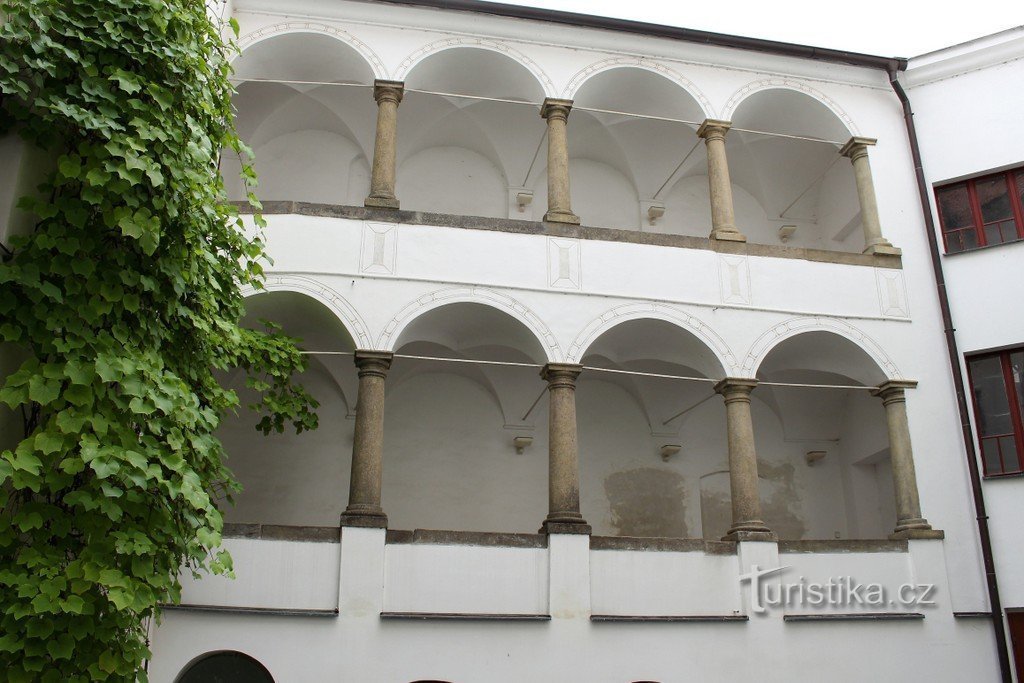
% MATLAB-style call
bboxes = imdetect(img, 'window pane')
[982,438,1003,474]
[937,185,975,230]
[1016,170,1024,210]
[969,356,1013,437]
[1012,352,1024,442]
[961,229,978,250]
[1000,436,1020,473]
[976,176,1013,222]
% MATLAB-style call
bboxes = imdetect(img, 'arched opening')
[225,33,377,204]
[399,48,546,218]
[564,68,707,232]
[218,291,357,527]
[175,650,274,683]
[576,318,726,538]
[383,302,550,533]
[752,331,893,539]
[728,89,861,251]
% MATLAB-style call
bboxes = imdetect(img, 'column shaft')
[541,99,580,225]
[715,379,773,540]
[365,80,403,210]
[541,363,590,534]
[872,381,938,539]
[698,120,745,242]
[341,351,393,528]
[840,137,898,255]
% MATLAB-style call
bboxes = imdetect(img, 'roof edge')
[364,0,908,71]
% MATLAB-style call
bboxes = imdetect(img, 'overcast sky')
[496,0,1023,57]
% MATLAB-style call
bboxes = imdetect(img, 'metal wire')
[299,352,876,390]
[230,77,846,146]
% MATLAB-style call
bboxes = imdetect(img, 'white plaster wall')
[397,146,508,218]
[383,544,548,615]
[178,538,340,611]
[590,549,741,616]
[907,33,1024,616]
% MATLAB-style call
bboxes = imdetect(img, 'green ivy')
[0,1,317,679]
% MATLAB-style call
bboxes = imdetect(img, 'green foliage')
[0,1,317,678]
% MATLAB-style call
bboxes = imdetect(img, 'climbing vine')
[0,1,316,679]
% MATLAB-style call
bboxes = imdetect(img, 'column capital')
[353,350,393,377]
[696,118,732,140]
[714,377,758,397]
[839,136,877,159]
[870,379,918,402]
[541,362,583,388]
[540,98,573,121]
[372,79,404,105]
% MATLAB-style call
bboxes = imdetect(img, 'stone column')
[839,137,900,256]
[340,351,393,528]
[697,119,745,243]
[714,378,773,540]
[364,80,404,210]
[540,363,590,533]
[871,381,941,539]
[540,99,580,225]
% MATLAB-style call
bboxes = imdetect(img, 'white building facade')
[904,26,1024,682]
[143,1,1016,680]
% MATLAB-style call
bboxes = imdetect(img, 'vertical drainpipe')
[887,64,1012,682]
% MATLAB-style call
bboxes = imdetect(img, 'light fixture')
[647,203,666,225]
[513,436,533,454]
[778,225,797,242]
[516,191,533,212]
[806,450,827,466]
[660,444,681,462]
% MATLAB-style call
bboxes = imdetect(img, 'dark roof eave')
[363,0,908,71]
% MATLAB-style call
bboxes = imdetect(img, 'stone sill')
[236,201,903,270]
[222,525,914,555]
[783,612,925,622]
[591,614,748,623]
[590,536,736,555]
[222,523,340,543]
[778,539,909,554]
[161,604,338,617]
[385,528,547,548]
[380,612,550,621]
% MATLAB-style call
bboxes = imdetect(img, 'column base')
[722,529,777,542]
[340,510,389,529]
[711,229,747,243]
[540,513,591,535]
[543,210,580,225]
[890,520,943,540]
[864,242,902,256]
[364,195,400,210]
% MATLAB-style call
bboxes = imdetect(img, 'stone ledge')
[222,523,340,543]
[385,528,548,548]
[380,612,550,621]
[235,201,902,269]
[778,539,908,554]
[161,604,338,617]
[783,612,925,622]
[591,614,748,622]
[590,536,737,555]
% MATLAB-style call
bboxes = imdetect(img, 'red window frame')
[967,349,1024,477]
[935,166,1024,254]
